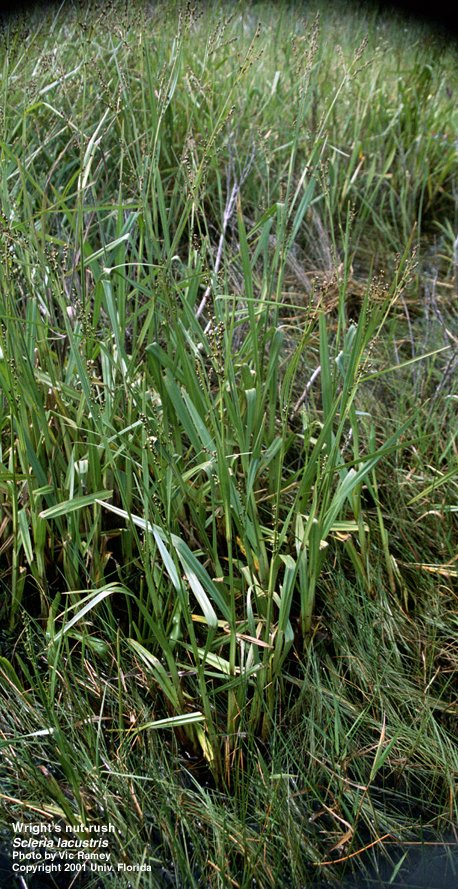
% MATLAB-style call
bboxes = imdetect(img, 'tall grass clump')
[0,2,457,887]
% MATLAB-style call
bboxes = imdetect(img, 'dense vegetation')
[0,1,457,886]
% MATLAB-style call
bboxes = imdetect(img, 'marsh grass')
[0,1,457,886]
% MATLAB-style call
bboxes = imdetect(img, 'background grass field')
[0,1,457,886]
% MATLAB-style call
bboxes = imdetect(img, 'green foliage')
[0,1,457,886]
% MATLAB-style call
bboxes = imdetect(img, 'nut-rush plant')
[61,214,410,782]
[21,148,416,783]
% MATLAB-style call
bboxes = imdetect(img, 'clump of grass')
[0,1,457,887]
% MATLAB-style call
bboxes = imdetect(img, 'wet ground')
[333,839,458,889]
